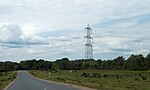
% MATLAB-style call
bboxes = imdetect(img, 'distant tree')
[0,62,5,72]
[100,60,112,70]
[82,59,90,70]
[111,56,124,70]
[124,54,145,70]
[1,53,150,71]
[67,60,82,70]
[59,58,69,70]
[145,53,150,69]
[97,59,102,69]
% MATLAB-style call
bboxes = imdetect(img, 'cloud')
[110,48,132,52]
[66,48,76,52]
[0,0,150,61]
[28,49,44,55]
[0,24,49,48]
[0,25,22,42]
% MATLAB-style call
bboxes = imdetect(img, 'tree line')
[0,53,150,72]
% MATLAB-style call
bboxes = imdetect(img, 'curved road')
[7,71,83,90]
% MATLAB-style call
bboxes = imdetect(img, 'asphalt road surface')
[7,71,83,90]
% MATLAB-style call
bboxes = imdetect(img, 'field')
[28,70,150,90]
[0,71,17,90]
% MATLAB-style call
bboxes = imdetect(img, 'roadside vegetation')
[29,70,150,90]
[0,71,17,90]
[0,53,150,89]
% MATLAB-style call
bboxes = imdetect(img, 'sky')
[0,0,150,62]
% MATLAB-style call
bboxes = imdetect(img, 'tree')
[111,56,124,70]
[124,54,145,70]
[145,53,150,69]
[60,58,69,70]
[1,53,150,71]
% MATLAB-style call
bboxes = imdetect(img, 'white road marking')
[44,88,47,90]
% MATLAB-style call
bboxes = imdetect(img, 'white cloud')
[0,25,22,42]
[94,46,112,53]
[28,49,44,55]
[0,24,48,48]
[66,48,76,52]
[28,49,34,54]
[0,0,150,61]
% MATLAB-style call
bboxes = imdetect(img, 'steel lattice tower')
[84,24,93,59]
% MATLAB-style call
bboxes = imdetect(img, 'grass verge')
[28,70,150,90]
[0,71,17,90]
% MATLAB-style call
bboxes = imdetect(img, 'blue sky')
[0,0,150,62]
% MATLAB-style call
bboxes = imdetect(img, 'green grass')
[28,70,150,90]
[0,71,17,90]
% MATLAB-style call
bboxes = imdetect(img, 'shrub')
[81,73,90,77]
[103,74,109,78]
[138,73,142,76]
[134,78,139,81]
[142,76,146,80]
[115,74,120,79]
[92,73,101,78]
[57,77,66,81]
[116,76,120,79]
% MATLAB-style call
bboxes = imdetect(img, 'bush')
[138,73,142,76]
[92,73,101,78]
[115,74,120,79]
[142,76,146,80]
[57,77,66,81]
[134,78,139,81]
[116,76,120,79]
[81,73,90,77]
[103,74,109,78]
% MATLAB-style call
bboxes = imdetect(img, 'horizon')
[0,0,150,62]
[1,52,150,63]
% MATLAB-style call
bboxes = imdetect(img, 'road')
[7,71,83,90]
